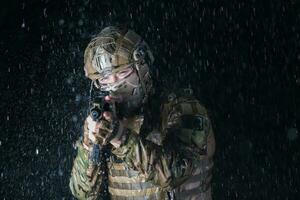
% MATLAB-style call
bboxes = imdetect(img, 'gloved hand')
[83,111,126,149]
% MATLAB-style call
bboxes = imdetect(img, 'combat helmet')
[84,26,154,109]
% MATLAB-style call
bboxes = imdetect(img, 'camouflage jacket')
[69,91,215,200]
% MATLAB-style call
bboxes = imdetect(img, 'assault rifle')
[87,85,116,199]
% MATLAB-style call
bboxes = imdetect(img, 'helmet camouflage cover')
[84,26,154,81]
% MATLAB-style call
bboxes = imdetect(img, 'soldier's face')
[95,65,144,114]
[95,66,140,94]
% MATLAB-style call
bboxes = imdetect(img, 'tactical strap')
[109,175,146,183]
[109,187,162,197]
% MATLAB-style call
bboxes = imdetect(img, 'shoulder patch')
[160,93,208,132]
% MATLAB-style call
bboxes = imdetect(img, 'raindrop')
[21,19,25,28]
[41,35,46,41]
[72,115,78,123]
[58,167,63,176]
[287,128,298,141]
[78,19,83,26]
[58,19,64,26]
[43,8,47,17]
[75,94,82,102]
[66,77,73,85]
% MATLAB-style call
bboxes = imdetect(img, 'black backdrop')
[1,0,299,199]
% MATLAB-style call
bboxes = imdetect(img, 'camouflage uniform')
[69,90,215,200]
[69,26,215,200]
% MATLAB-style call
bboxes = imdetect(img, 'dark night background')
[1,0,299,199]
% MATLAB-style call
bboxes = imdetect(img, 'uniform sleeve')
[111,96,213,191]
[69,121,104,200]
[69,140,92,199]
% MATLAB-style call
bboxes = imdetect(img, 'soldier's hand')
[82,93,127,149]
[85,112,114,146]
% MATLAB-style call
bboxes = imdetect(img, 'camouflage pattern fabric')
[69,92,215,200]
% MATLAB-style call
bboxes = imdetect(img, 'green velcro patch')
[181,115,204,131]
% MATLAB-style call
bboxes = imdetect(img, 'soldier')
[69,26,215,200]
